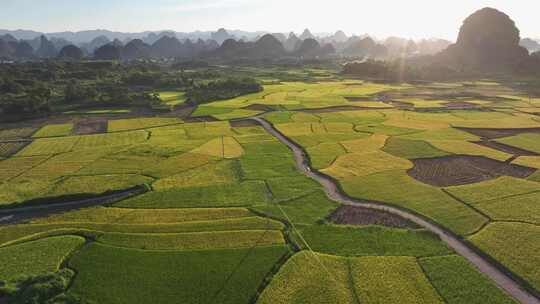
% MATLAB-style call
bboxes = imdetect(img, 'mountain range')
[1,27,538,61]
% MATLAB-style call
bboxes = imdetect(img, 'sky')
[1,0,538,40]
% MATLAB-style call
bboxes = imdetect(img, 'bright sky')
[1,0,538,40]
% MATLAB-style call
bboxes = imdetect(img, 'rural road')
[0,186,145,225]
[250,117,540,304]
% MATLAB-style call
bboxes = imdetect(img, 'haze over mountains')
[0,13,539,62]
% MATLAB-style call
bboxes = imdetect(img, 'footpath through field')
[249,117,540,304]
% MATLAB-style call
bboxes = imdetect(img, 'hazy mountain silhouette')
[342,37,387,58]
[58,45,84,60]
[80,36,111,54]
[299,29,315,40]
[521,38,540,53]
[36,35,57,58]
[438,7,529,71]
[211,28,234,45]
[123,39,151,60]
[94,43,122,60]
[284,33,302,52]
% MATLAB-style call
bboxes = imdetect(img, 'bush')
[2,269,78,304]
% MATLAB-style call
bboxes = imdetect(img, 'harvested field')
[344,96,375,102]
[229,119,259,128]
[408,155,536,187]
[458,127,540,139]
[184,115,219,122]
[242,104,276,112]
[384,100,415,110]
[0,141,29,158]
[298,105,382,113]
[474,140,539,156]
[329,205,420,229]
[73,118,108,135]
[444,101,480,109]
[0,127,36,139]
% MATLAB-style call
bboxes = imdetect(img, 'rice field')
[32,123,73,137]
[1,78,540,303]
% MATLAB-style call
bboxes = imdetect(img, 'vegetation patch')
[117,180,270,208]
[474,140,539,156]
[68,243,287,304]
[253,190,339,225]
[350,256,444,304]
[419,255,517,304]
[322,151,412,180]
[445,176,540,204]
[32,124,73,138]
[153,160,240,190]
[293,224,451,257]
[0,236,85,282]
[108,117,182,132]
[496,133,540,154]
[469,222,540,292]
[257,251,357,304]
[97,230,284,250]
[382,137,451,159]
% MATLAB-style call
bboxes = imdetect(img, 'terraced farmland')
[1,79,539,304]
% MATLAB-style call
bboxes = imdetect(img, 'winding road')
[249,117,540,304]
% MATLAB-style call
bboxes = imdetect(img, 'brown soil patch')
[299,105,387,113]
[0,141,30,157]
[329,205,420,229]
[344,96,373,102]
[242,104,276,112]
[184,116,218,122]
[168,105,196,119]
[474,140,539,156]
[384,100,414,110]
[408,155,536,187]
[444,101,479,109]
[457,127,540,139]
[73,118,108,135]
[230,119,259,128]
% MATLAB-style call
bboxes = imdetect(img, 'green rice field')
[1,76,539,303]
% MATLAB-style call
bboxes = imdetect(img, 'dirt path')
[0,186,146,225]
[250,117,540,304]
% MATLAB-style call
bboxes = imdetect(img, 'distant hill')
[438,7,530,72]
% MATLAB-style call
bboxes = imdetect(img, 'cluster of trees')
[186,78,262,104]
[0,60,265,117]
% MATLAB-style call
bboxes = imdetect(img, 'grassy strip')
[96,230,285,250]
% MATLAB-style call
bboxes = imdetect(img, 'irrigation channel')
[249,117,540,304]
